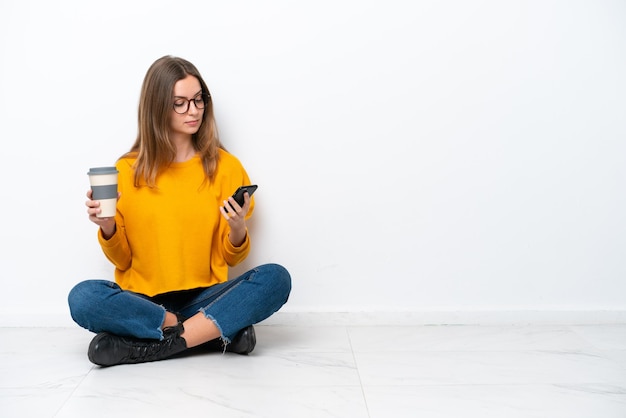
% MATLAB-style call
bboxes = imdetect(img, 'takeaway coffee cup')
[87,167,119,218]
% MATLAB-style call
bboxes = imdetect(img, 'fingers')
[221,199,238,219]
[85,190,112,222]
[86,197,100,215]
[87,201,107,222]
[222,192,249,218]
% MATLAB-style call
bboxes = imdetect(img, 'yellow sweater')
[98,149,254,297]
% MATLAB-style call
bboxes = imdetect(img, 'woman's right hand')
[86,189,118,239]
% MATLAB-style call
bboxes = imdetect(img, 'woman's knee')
[256,263,292,301]
[68,279,118,324]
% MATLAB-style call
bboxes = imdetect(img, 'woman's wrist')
[101,224,116,240]
[228,226,247,247]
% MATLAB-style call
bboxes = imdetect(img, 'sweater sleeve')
[222,230,251,267]
[97,222,132,271]
[96,161,133,273]
[219,152,255,267]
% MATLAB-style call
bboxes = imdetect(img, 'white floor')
[1,324,626,417]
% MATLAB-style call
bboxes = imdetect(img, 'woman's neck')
[172,136,196,162]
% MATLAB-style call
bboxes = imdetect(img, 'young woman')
[68,56,291,367]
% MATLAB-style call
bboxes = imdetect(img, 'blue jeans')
[68,263,291,343]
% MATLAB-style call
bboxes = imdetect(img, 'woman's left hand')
[220,192,250,246]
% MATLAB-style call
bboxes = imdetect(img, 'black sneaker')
[199,325,256,355]
[88,324,187,367]
[227,325,256,355]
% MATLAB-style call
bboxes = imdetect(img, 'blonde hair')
[123,56,222,187]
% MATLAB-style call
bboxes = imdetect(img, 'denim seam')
[198,270,255,341]
[207,271,254,311]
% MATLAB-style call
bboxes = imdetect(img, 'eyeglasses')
[172,93,210,114]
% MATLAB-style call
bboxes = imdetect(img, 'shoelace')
[127,324,184,361]
[129,337,177,360]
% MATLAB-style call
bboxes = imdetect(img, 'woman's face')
[169,75,205,139]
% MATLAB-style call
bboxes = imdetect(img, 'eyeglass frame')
[172,93,211,114]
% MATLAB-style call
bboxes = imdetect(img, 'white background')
[1,0,625,325]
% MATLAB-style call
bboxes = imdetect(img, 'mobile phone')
[224,184,258,211]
